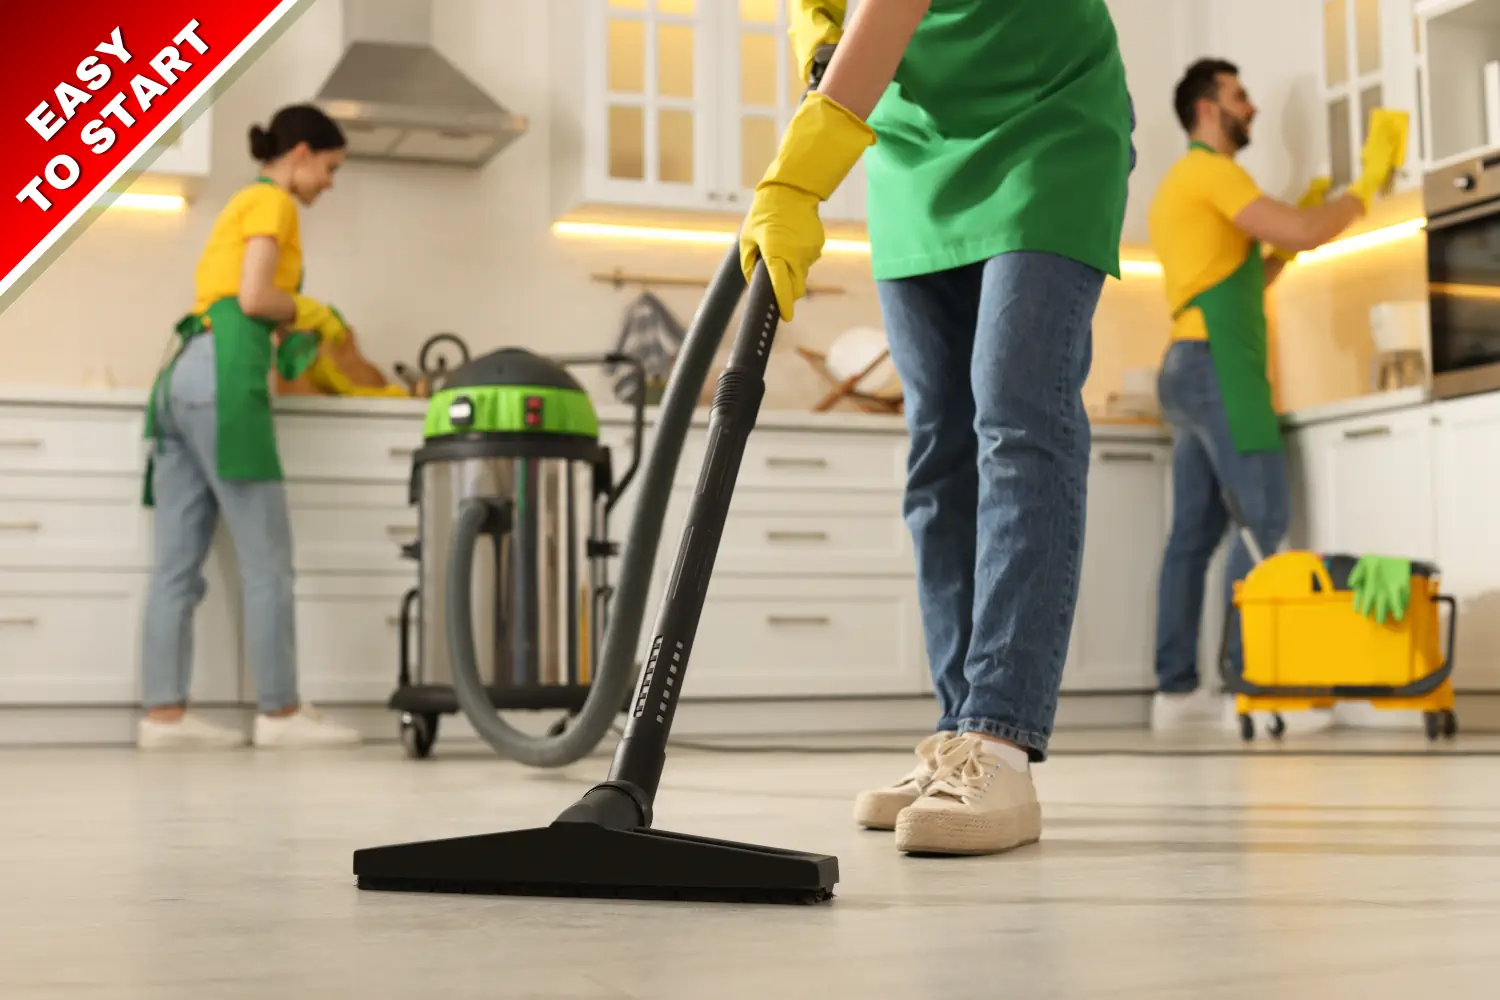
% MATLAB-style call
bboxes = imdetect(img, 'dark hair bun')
[248,124,278,162]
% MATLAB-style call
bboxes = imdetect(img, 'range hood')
[313,0,527,168]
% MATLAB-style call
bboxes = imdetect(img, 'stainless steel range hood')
[313,0,527,168]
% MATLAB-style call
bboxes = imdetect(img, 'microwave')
[1426,154,1500,400]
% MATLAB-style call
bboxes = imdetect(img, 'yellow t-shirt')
[191,180,303,315]
[1147,145,1264,342]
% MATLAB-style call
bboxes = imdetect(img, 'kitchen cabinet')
[1420,0,1500,167]
[1065,439,1172,691]
[1431,392,1500,690]
[1284,405,1438,560]
[1317,0,1425,194]
[552,0,865,222]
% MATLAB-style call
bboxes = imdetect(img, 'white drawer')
[0,572,142,703]
[675,427,905,492]
[0,476,148,570]
[660,576,926,699]
[660,488,910,576]
[0,405,144,475]
[285,482,416,574]
[286,574,416,703]
[275,414,424,484]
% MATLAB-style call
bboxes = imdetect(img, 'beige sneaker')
[853,731,954,830]
[137,713,246,750]
[252,703,362,749]
[893,734,1042,856]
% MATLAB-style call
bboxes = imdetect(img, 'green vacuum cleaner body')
[389,347,644,758]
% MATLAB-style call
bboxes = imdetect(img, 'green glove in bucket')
[1348,554,1411,625]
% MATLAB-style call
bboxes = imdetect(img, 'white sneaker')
[893,734,1042,856]
[252,704,362,749]
[853,730,954,830]
[1150,689,1223,734]
[137,713,247,750]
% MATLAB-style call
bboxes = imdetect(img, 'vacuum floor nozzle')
[354,821,838,905]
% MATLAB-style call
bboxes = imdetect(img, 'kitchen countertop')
[0,384,1173,439]
[1278,385,1431,428]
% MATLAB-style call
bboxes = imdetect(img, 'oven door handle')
[1426,197,1500,232]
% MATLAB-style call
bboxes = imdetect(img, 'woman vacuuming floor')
[738,0,1134,855]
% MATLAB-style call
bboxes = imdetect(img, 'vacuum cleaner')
[386,346,647,761]
[352,47,841,905]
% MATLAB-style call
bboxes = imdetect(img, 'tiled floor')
[5,730,1500,999]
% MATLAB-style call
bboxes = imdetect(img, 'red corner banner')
[0,1,307,301]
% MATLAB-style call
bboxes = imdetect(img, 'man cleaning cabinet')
[1147,57,1414,733]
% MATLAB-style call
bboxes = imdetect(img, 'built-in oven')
[1426,154,1500,399]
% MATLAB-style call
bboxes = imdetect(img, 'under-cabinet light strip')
[101,192,188,212]
[554,215,1431,276]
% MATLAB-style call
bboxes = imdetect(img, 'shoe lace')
[924,737,995,803]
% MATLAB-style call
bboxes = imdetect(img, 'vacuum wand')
[607,266,779,802]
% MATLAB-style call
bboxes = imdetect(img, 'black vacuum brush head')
[354,822,838,905]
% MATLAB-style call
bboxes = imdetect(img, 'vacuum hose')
[446,247,746,768]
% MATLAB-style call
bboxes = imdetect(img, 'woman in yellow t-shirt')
[138,104,362,750]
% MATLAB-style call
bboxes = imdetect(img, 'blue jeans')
[1153,340,1289,693]
[140,334,300,712]
[877,252,1105,761]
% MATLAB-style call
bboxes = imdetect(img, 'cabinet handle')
[766,614,830,626]
[766,530,829,542]
[0,438,42,449]
[386,615,402,627]
[1343,425,1392,440]
[1099,451,1156,464]
[386,524,416,538]
[0,521,40,532]
[0,615,37,626]
[765,456,827,469]
[388,446,416,458]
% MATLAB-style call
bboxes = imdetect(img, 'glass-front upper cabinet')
[592,0,718,208]
[1319,0,1424,196]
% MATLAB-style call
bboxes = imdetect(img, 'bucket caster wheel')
[1266,713,1286,740]
[1238,713,1254,741]
[400,712,439,759]
[1423,711,1457,742]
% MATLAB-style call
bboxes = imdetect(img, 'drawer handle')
[765,456,827,469]
[1343,425,1392,440]
[386,524,417,538]
[0,438,42,449]
[1099,451,1156,464]
[766,614,830,626]
[766,530,829,542]
[0,521,40,532]
[389,446,417,459]
[0,615,37,626]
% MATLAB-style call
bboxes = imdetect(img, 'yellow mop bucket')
[1215,498,1457,742]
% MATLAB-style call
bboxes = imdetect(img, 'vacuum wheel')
[400,712,440,759]
[1423,710,1458,742]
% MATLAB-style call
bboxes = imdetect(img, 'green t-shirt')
[863,0,1133,281]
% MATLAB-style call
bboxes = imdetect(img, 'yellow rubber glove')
[739,91,875,321]
[1347,110,1407,209]
[305,354,410,397]
[788,1,846,85]
[292,294,350,348]
[1272,176,1332,262]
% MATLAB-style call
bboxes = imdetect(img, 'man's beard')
[1222,107,1252,151]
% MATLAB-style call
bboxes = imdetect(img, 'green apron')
[142,180,320,507]
[1173,146,1280,455]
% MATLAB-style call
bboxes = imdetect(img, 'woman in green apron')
[137,104,361,750]
[743,0,1133,856]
